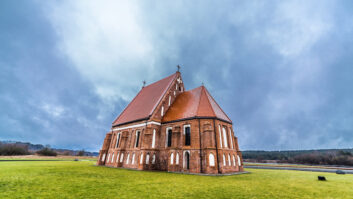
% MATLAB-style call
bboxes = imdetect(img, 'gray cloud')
[0,0,352,151]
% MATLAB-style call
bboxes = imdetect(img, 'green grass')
[0,161,352,199]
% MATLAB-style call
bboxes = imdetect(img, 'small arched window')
[146,153,150,164]
[228,154,231,166]
[107,153,111,163]
[132,153,135,164]
[101,153,106,161]
[209,153,215,166]
[176,153,179,165]
[237,155,241,166]
[111,153,115,163]
[161,106,164,116]
[223,154,226,166]
[126,153,130,164]
[140,153,143,164]
[116,152,120,163]
[168,95,171,106]
[120,153,124,163]
[152,154,156,164]
[135,131,140,147]
[170,153,174,165]
[232,155,236,166]
[116,133,121,148]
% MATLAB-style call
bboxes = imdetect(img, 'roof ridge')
[195,86,204,116]
[204,87,232,122]
[202,86,217,117]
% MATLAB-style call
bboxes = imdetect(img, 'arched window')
[222,127,228,148]
[223,154,226,166]
[152,129,156,148]
[140,153,143,164]
[166,127,172,147]
[168,95,171,106]
[184,125,191,146]
[120,153,124,163]
[184,151,190,169]
[132,153,135,164]
[107,153,111,163]
[237,155,241,166]
[209,153,215,166]
[116,152,120,163]
[218,125,223,148]
[126,153,130,164]
[232,155,236,166]
[176,84,178,90]
[111,153,115,163]
[116,133,121,148]
[228,154,231,166]
[170,153,174,165]
[229,128,234,149]
[135,131,140,147]
[152,154,156,164]
[174,91,176,96]
[101,153,106,161]
[146,153,150,164]
[176,153,179,165]
[161,106,164,116]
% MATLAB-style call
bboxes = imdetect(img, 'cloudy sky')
[1,0,353,151]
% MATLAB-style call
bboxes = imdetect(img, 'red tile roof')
[162,86,232,123]
[112,73,177,126]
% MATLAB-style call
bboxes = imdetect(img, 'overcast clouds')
[1,0,353,151]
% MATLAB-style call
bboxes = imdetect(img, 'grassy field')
[0,155,97,161]
[0,161,352,199]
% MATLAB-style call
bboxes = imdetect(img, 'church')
[97,69,243,174]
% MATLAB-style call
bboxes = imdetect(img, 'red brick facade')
[97,72,243,174]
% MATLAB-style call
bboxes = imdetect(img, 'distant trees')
[243,150,353,166]
[0,143,29,155]
[36,147,57,156]
[77,150,85,156]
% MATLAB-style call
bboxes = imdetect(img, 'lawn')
[0,161,352,199]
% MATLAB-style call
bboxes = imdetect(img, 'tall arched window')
[166,127,172,147]
[152,129,156,148]
[222,127,228,148]
[209,153,215,166]
[152,154,156,164]
[120,153,124,163]
[176,153,179,165]
[140,153,143,164]
[135,131,140,147]
[232,155,236,166]
[228,154,231,166]
[184,151,190,169]
[126,153,130,164]
[218,125,223,148]
[111,153,115,163]
[101,153,106,161]
[132,153,135,164]
[184,125,191,146]
[146,153,150,164]
[223,154,226,166]
[229,128,234,149]
[237,155,241,166]
[116,133,121,148]
[170,153,174,165]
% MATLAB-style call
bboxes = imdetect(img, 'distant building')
[97,71,243,174]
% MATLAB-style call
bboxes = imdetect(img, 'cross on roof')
[142,80,146,87]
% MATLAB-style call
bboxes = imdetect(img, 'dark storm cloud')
[0,0,352,151]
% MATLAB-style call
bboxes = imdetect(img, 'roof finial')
[142,80,146,88]
[177,65,181,72]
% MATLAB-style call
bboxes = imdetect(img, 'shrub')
[36,147,57,156]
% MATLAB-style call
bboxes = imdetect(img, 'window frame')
[166,127,173,147]
[183,124,191,146]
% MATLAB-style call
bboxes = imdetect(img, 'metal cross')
[142,80,146,87]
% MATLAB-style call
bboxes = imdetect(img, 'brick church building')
[97,70,243,174]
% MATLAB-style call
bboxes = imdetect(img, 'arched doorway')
[184,151,190,170]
